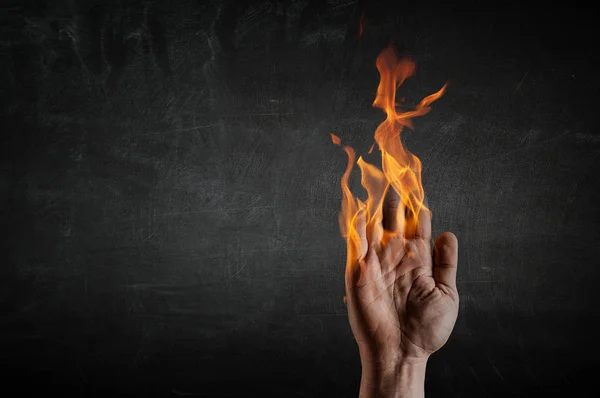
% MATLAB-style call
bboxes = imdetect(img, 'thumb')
[433,232,459,295]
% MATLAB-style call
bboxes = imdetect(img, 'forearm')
[359,358,427,398]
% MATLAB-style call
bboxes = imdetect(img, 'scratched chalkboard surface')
[1,0,598,396]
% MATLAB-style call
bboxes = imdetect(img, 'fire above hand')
[331,46,447,279]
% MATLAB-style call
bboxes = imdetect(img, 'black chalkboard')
[1,0,598,396]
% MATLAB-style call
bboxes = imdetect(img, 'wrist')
[359,355,428,398]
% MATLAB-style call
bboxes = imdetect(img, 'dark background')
[1,0,598,396]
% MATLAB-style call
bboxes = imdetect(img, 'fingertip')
[436,231,458,249]
[382,186,402,233]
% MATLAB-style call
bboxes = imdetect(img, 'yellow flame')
[332,47,447,276]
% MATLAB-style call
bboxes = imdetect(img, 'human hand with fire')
[345,190,459,398]
[332,46,455,397]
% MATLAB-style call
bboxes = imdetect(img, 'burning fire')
[332,46,447,279]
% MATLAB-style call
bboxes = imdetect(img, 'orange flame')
[357,11,366,40]
[332,47,447,277]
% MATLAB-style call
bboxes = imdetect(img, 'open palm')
[346,193,459,367]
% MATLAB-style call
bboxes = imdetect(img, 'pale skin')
[346,190,459,398]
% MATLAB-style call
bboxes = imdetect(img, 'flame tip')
[330,132,342,146]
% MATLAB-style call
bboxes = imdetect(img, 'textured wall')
[1,0,598,396]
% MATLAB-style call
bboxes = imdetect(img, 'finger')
[358,247,381,287]
[433,232,459,293]
[404,205,431,241]
[345,206,369,289]
[414,206,432,241]
[346,247,380,298]
[382,185,403,234]
[355,206,368,261]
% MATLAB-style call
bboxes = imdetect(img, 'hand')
[345,190,459,397]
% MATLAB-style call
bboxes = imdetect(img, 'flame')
[357,11,366,40]
[332,47,447,277]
